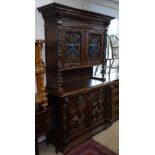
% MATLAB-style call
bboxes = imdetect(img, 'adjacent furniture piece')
[35,106,53,155]
[38,3,117,153]
[36,107,52,137]
[35,40,52,155]
[106,35,119,75]
[35,40,48,109]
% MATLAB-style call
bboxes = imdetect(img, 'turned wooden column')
[35,40,48,109]
[102,20,110,80]
[56,24,64,94]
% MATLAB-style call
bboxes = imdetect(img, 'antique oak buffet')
[38,3,118,153]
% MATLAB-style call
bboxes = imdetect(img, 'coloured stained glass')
[88,34,101,61]
[65,32,81,63]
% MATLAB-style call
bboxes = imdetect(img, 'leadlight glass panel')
[88,34,101,61]
[64,31,81,63]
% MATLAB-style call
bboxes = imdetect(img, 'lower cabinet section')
[48,85,113,153]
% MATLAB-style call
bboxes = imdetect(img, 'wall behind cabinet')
[35,0,119,39]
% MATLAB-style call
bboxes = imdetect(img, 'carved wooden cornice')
[38,3,114,25]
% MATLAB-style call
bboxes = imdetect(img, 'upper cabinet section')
[38,3,114,70]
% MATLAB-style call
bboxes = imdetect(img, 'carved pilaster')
[103,28,108,79]
[63,97,70,142]
[35,40,48,109]
[57,26,64,93]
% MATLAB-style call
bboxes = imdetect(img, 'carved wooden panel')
[87,88,106,124]
[62,88,107,139]
[63,94,88,137]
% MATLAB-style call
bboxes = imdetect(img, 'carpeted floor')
[39,120,119,155]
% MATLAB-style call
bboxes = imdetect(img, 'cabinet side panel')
[46,70,57,87]
[45,26,58,70]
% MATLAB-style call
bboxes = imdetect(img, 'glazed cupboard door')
[86,30,104,65]
[62,27,85,69]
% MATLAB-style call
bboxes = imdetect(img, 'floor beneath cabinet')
[39,120,119,155]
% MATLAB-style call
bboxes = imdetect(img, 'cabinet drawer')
[36,110,52,136]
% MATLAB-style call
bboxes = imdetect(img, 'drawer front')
[36,110,52,136]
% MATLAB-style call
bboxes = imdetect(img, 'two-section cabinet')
[38,2,115,153]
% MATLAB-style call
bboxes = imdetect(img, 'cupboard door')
[86,30,104,64]
[63,94,88,138]
[86,88,106,126]
[62,27,84,68]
